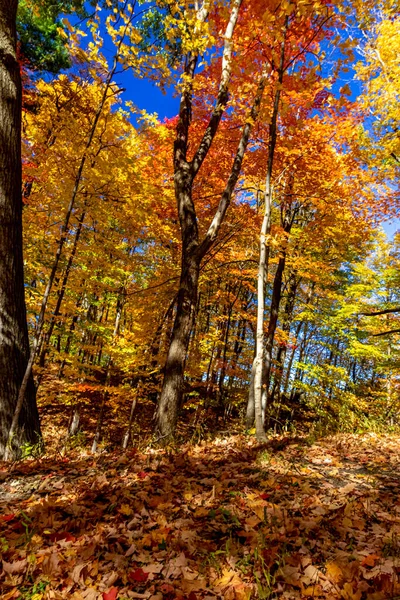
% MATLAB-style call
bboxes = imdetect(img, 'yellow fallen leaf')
[234,583,253,600]
[214,569,243,590]
[342,582,362,600]
[119,504,133,516]
[302,584,323,596]
[326,562,344,584]
[194,507,209,518]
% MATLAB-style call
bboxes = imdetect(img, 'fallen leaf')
[129,568,149,582]
[2,559,28,575]
[103,588,118,600]
[361,554,380,567]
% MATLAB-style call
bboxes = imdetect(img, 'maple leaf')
[103,588,119,600]
[129,568,149,582]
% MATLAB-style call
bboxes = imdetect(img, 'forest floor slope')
[1,433,400,599]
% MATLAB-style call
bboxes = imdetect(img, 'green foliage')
[17,0,85,73]
[16,0,118,73]
[19,580,49,600]
[137,5,183,67]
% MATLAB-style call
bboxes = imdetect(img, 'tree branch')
[196,66,269,260]
[361,306,400,316]
[190,0,243,177]
[372,328,400,337]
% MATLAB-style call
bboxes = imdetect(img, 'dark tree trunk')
[270,272,299,406]
[155,226,200,439]
[0,0,41,458]
[262,209,293,425]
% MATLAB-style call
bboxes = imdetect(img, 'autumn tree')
[151,0,288,441]
[0,0,41,459]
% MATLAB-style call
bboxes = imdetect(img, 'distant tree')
[16,0,86,73]
[16,0,118,74]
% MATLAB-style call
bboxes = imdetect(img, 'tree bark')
[155,231,200,439]
[0,0,41,459]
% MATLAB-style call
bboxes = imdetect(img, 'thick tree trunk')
[155,243,200,440]
[0,1,41,459]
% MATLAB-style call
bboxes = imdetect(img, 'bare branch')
[372,328,400,337]
[361,306,400,316]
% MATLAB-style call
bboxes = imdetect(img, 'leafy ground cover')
[1,433,400,600]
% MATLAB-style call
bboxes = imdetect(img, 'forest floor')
[1,432,400,600]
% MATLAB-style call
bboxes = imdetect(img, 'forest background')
[1,0,400,457]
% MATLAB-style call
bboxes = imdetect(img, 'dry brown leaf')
[2,559,28,575]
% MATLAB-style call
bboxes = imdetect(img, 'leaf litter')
[1,432,400,599]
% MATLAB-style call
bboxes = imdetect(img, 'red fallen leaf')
[103,587,118,600]
[259,493,269,500]
[188,592,197,600]
[1,514,15,522]
[48,531,75,542]
[160,584,174,594]
[129,568,149,582]
[138,471,148,479]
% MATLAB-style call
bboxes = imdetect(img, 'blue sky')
[122,77,178,119]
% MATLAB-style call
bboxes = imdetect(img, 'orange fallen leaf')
[361,554,380,567]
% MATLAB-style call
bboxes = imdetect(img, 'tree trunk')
[91,289,125,453]
[0,0,41,459]
[248,18,288,441]
[263,206,294,409]
[155,238,200,440]
[283,282,314,395]
[270,272,298,407]
[38,205,87,368]
[122,395,137,450]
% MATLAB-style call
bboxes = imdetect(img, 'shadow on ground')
[1,433,400,599]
